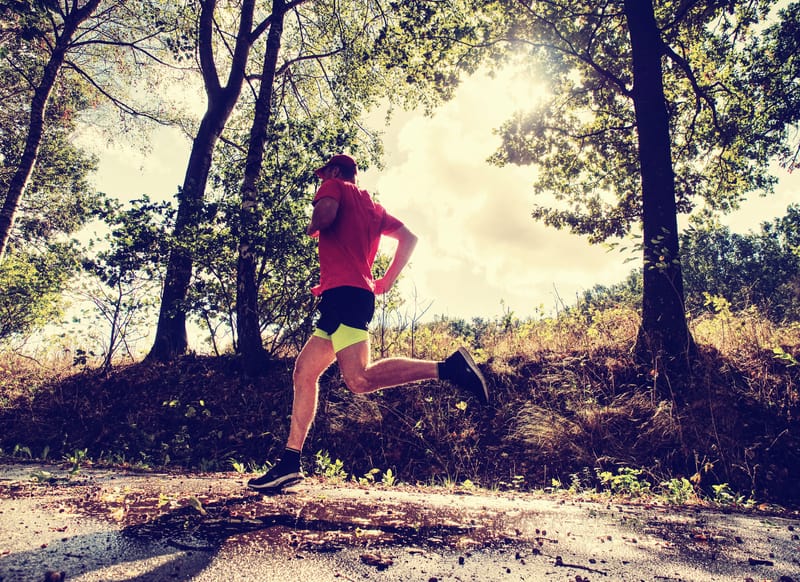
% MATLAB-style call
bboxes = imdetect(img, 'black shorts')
[316,286,376,335]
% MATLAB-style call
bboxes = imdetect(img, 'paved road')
[1,462,798,581]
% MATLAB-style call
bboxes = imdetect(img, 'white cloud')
[361,68,632,320]
[78,126,188,203]
[82,65,800,324]
[360,67,800,321]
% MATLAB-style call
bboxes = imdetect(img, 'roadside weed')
[229,458,246,474]
[598,467,652,497]
[357,468,381,485]
[569,469,596,494]
[315,450,348,481]
[64,448,88,474]
[660,477,697,505]
[711,483,753,508]
[381,468,397,487]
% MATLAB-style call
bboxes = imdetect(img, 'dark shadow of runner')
[2,489,474,582]
[0,488,478,581]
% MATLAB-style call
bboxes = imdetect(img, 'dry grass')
[1,307,799,506]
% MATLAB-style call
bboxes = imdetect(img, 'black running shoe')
[247,464,304,492]
[441,347,489,404]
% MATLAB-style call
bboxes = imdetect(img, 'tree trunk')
[236,0,287,373]
[147,0,257,361]
[624,0,695,385]
[148,114,229,360]
[0,0,102,260]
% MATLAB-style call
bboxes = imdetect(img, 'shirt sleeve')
[380,206,404,234]
[313,179,343,204]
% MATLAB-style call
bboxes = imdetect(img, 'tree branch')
[198,0,221,96]
[660,41,722,134]
[250,0,307,41]
[65,59,174,126]
[514,0,632,97]
[70,38,190,70]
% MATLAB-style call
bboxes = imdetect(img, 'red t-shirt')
[311,178,403,296]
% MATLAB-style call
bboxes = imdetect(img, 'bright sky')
[85,66,800,324]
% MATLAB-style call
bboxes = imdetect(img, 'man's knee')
[293,360,319,388]
[342,370,371,394]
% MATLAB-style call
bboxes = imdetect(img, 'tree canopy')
[489,0,783,239]
[0,0,186,259]
[481,0,795,379]
[149,0,495,361]
[0,0,798,371]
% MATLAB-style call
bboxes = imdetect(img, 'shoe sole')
[247,473,304,493]
[457,347,489,403]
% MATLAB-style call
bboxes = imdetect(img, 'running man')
[248,154,489,493]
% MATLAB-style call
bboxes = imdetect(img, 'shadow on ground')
[1,463,799,581]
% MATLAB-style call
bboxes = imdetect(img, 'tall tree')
[189,123,322,360]
[0,0,181,259]
[235,0,290,368]
[624,0,691,370]
[0,0,103,259]
[1,4,109,340]
[488,0,781,386]
[148,0,264,361]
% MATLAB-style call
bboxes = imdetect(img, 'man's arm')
[306,197,339,236]
[374,225,418,295]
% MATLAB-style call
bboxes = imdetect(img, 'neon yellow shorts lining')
[313,324,368,353]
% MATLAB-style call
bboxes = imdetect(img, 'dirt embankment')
[2,349,799,507]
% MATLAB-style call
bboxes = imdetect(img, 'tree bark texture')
[624,0,694,378]
[236,0,287,371]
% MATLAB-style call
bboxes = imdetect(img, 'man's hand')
[373,276,394,295]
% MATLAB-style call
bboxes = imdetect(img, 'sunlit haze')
[81,65,800,326]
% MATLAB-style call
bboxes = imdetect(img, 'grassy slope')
[1,308,799,506]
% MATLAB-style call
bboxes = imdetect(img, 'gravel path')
[1,462,798,581]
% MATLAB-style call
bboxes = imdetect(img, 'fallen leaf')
[187,496,207,515]
[361,552,393,570]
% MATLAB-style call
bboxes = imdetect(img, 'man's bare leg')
[248,335,334,492]
[336,339,438,395]
[287,335,336,450]
[248,336,488,493]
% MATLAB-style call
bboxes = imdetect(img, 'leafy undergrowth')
[1,338,799,508]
